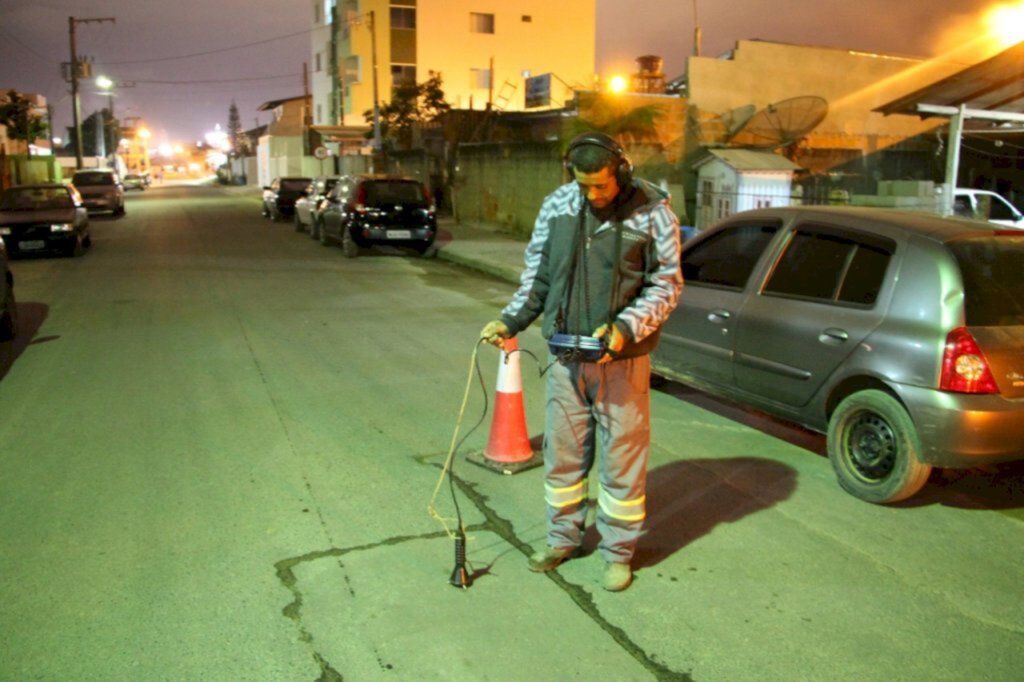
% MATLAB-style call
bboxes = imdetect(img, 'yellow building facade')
[311,0,596,130]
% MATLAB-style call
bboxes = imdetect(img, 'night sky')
[0,0,1003,147]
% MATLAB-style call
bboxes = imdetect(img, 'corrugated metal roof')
[876,41,1024,117]
[697,148,801,171]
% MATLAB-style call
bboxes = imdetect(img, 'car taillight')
[353,183,367,213]
[421,185,436,213]
[939,327,999,394]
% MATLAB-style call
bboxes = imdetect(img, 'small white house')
[694,149,801,229]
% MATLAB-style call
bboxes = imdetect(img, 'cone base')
[466,449,543,475]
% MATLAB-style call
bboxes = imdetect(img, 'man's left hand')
[593,323,625,365]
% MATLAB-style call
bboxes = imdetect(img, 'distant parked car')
[71,169,125,216]
[0,183,92,257]
[0,235,15,341]
[652,206,1024,504]
[294,175,342,237]
[318,175,437,257]
[262,177,311,221]
[123,173,146,191]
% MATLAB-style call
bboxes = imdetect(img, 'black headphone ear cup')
[616,157,633,188]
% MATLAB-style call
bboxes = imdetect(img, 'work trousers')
[543,354,651,563]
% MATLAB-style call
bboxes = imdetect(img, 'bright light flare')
[984,2,1024,48]
[609,75,628,93]
[95,75,113,90]
[158,143,174,157]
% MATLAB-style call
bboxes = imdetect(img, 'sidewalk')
[433,216,528,285]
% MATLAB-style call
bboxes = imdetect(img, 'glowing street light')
[985,1,1024,48]
[609,75,628,94]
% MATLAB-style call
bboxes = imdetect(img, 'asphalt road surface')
[1,183,1022,681]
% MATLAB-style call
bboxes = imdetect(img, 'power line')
[101,28,313,65]
[129,73,302,85]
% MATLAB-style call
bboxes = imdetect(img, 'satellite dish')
[727,96,828,149]
[689,104,757,146]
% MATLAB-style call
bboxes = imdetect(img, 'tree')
[227,101,242,157]
[0,90,49,157]
[63,109,117,158]
[364,71,451,150]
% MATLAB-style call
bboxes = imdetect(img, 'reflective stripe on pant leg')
[589,355,651,563]
[543,358,596,550]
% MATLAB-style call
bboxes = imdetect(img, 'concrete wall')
[453,141,562,235]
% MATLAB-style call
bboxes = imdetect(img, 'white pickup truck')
[951,188,1024,227]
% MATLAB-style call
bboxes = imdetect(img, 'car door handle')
[707,309,731,324]
[819,328,849,345]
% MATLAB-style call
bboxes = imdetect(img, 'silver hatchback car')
[653,206,1024,504]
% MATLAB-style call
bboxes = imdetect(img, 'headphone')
[564,132,633,188]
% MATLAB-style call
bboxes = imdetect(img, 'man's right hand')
[480,320,511,348]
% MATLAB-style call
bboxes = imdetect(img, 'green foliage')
[569,101,665,150]
[363,71,451,149]
[0,90,49,157]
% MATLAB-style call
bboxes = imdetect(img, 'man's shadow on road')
[0,302,53,382]
[582,457,798,569]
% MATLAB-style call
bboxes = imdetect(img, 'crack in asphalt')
[272,454,695,682]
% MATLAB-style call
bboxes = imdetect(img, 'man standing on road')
[480,132,682,592]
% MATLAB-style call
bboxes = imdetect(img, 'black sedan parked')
[262,177,311,221]
[1,236,15,341]
[318,175,437,257]
[0,183,92,257]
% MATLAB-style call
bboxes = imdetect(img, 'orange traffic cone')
[468,337,543,475]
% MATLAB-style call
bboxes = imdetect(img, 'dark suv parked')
[652,206,1024,504]
[262,177,311,221]
[318,175,436,257]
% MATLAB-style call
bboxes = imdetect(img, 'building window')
[315,52,322,72]
[470,12,495,34]
[316,103,322,124]
[390,6,416,29]
[470,67,491,89]
[344,55,361,84]
[391,65,416,90]
[314,1,321,24]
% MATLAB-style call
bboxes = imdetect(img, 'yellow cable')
[428,340,483,539]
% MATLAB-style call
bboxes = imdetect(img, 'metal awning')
[876,41,1024,118]
[875,41,1024,214]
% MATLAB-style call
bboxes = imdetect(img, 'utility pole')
[68,15,115,169]
[692,0,702,57]
[368,10,381,156]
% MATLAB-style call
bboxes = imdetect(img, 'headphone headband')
[564,132,633,188]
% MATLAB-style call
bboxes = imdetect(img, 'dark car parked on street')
[652,206,1024,504]
[262,177,312,221]
[71,169,125,216]
[0,183,92,258]
[294,175,342,238]
[0,236,15,341]
[318,175,437,257]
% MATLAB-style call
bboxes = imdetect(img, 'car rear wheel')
[0,284,16,341]
[294,212,305,233]
[827,390,931,504]
[341,227,359,258]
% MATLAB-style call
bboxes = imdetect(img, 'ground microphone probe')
[429,336,607,589]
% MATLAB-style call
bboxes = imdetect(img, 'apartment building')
[310,0,596,132]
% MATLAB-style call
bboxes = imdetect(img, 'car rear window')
[0,187,72,210]
[280,179,311,191]
[364,181,427,206]
[949,235,1024,326]
[681,222,778,289]
[763,227,894,306]
[73,172,114,185]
